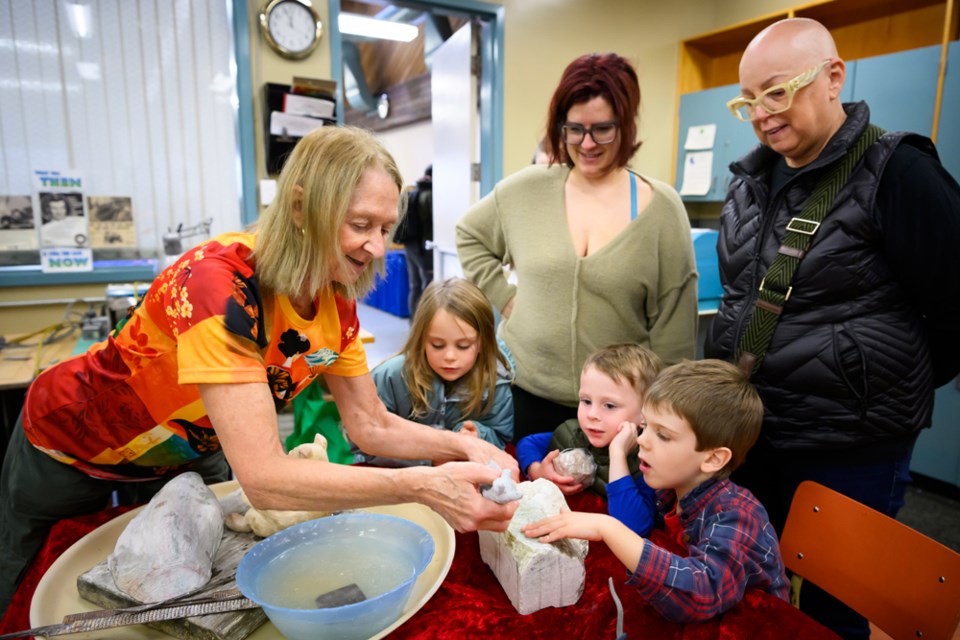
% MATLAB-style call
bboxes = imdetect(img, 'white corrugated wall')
[0,0,242,257]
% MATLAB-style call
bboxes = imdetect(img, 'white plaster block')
[478,478,588,614]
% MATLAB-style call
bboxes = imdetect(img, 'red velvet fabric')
[0,495,839,639]
[0,505,134,637]
[391,491,837,639]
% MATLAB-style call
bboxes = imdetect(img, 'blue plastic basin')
[236,513,434,640]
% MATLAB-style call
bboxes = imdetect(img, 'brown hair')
[253,126,405,300]
[402,278,512,420]
[582,343,663,399]
[545,53,642,169]
[644,359,763,479]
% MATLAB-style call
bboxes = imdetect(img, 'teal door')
[849,45,941,136]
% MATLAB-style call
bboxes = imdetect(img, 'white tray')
[30,480,455,640]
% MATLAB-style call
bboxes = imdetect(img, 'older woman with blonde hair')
[0,126,518,616]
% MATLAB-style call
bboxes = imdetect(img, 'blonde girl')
[354,278,515,467]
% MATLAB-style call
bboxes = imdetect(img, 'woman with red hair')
[458,53,697,442]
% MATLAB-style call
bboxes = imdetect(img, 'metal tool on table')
[0,587,259,639]
[161,218,213,269]
[608,576,628,640]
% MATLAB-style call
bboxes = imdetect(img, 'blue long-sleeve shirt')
[516,429,655,536]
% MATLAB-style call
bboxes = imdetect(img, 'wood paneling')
[340,1,466,130]
[679,0,959,93]
[344,72,431,131]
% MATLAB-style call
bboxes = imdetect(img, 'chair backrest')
[780,481,960,640]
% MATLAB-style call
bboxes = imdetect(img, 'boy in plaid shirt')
[523,359,788,623]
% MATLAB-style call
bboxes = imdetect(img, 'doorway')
[327,0,504,196]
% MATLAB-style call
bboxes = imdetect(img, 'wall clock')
[259,0,322,60]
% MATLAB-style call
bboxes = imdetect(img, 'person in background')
[353,278,515,467]
[703,18,960,639]
[393,165,434,319]
[517,343,661,536]
[531,137,553,165]
[0,127,518,618]
[523,359,788,624]
[457,53,698,443]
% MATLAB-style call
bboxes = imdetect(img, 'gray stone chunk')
[108,472,223,603]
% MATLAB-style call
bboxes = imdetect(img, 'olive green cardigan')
[456,164,698,406]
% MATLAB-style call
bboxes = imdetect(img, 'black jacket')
[705,102,948,454]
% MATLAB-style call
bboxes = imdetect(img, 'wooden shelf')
[795,0,948,61]
[679,0,959,93]
[679,13,788,94]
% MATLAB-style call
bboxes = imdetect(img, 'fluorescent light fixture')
[338,13,418,42]
[65,2,92,39]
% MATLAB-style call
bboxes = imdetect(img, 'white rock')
[478,478,588,614]
[554,448,597,487]
[108,472,223,603]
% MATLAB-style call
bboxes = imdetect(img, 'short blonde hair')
[253,126,404,300]
[644,359,763,479]
[582,343,663,399]
[402,278,512,420]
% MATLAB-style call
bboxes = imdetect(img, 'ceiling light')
[65,2,92,39]
[338,13,418,42]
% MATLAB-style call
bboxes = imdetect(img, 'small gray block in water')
[315,583,366,608]
[478,479,588,614]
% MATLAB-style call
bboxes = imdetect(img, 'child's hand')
[459,421,479,438]
[528,450,586,495]
[522,510,608,543]
[609,421,640,457]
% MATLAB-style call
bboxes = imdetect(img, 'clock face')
[261,0,321,59]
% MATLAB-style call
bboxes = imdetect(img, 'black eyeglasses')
[561,121,619,145]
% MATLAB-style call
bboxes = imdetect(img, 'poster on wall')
[88,196,136,248]
[33,169,90,249]
[0,195,38,251]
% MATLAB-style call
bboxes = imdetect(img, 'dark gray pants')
[404,241,433,319]
[0,415,229,616]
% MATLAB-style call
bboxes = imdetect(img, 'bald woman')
[704,18,960,639]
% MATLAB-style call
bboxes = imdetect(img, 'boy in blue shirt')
[516,343,661,535]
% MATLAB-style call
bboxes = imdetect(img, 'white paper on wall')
[684,123,717,150]
[679,151,714,196]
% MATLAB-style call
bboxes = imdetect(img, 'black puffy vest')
[705,102,934,451]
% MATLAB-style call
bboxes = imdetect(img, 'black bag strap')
[736,124,884,377]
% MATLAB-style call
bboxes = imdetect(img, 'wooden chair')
[780,481,960,640]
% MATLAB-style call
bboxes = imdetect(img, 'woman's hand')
[454,434,519,480]
[433,421,482,464]
[417,462,519,532]
[528,450,584,495]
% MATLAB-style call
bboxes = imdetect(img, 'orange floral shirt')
[23,232,367,480]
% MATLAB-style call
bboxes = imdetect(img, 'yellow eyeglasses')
[726,60,830,122]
